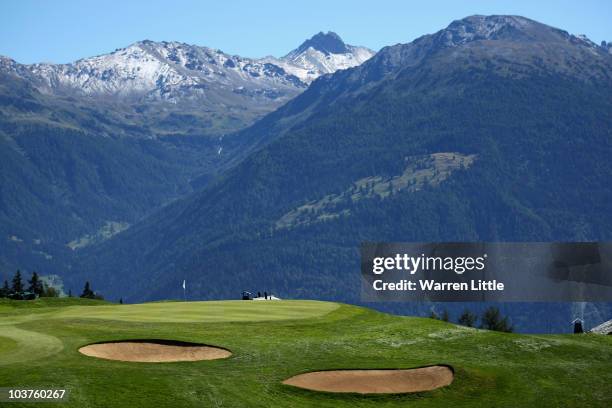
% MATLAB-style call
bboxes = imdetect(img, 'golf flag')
[182,280,186,290]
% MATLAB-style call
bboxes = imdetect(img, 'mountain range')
[1,32,374,135]
[2,16,612,332]
[0,32,373,278]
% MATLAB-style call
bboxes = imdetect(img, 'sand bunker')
[78,340,231,362]
[283,366,453,394]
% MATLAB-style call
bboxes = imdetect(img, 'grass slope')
[0,298,610,407]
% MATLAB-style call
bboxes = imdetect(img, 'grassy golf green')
[0,298,610,407]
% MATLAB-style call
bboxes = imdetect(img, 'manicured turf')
[52,300,339,323]
[0,298,610,407]
[0,335,18,355]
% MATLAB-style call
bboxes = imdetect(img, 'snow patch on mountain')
[3,41,306,102]
[266,46,374,84]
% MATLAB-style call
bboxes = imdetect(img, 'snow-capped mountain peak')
[265,32,375,84]
[287,31,349,57]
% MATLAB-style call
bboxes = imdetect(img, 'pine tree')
[80,281,94,299]
[480,307,513,333]
[429,310,439,320]
[28,272,44,296]
[458,309,477,327]
[441,309,450,322]
[11,270,24,293]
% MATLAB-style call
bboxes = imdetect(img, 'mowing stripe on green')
[0,326,63,365]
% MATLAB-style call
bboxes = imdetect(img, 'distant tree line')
[431,306,513,333]
[0,270,104,301]
[0,270,55,299]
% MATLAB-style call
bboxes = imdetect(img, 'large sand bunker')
[78,340,231,362]
[283,366,453,394]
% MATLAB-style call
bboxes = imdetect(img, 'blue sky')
[1,0,611,64]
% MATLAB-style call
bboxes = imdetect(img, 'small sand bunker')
[283,366,453,394]
[78,340,231,362]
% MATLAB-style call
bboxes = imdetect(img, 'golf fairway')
[0,298,610,407]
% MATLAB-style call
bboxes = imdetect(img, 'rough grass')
[0,298,610,407]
